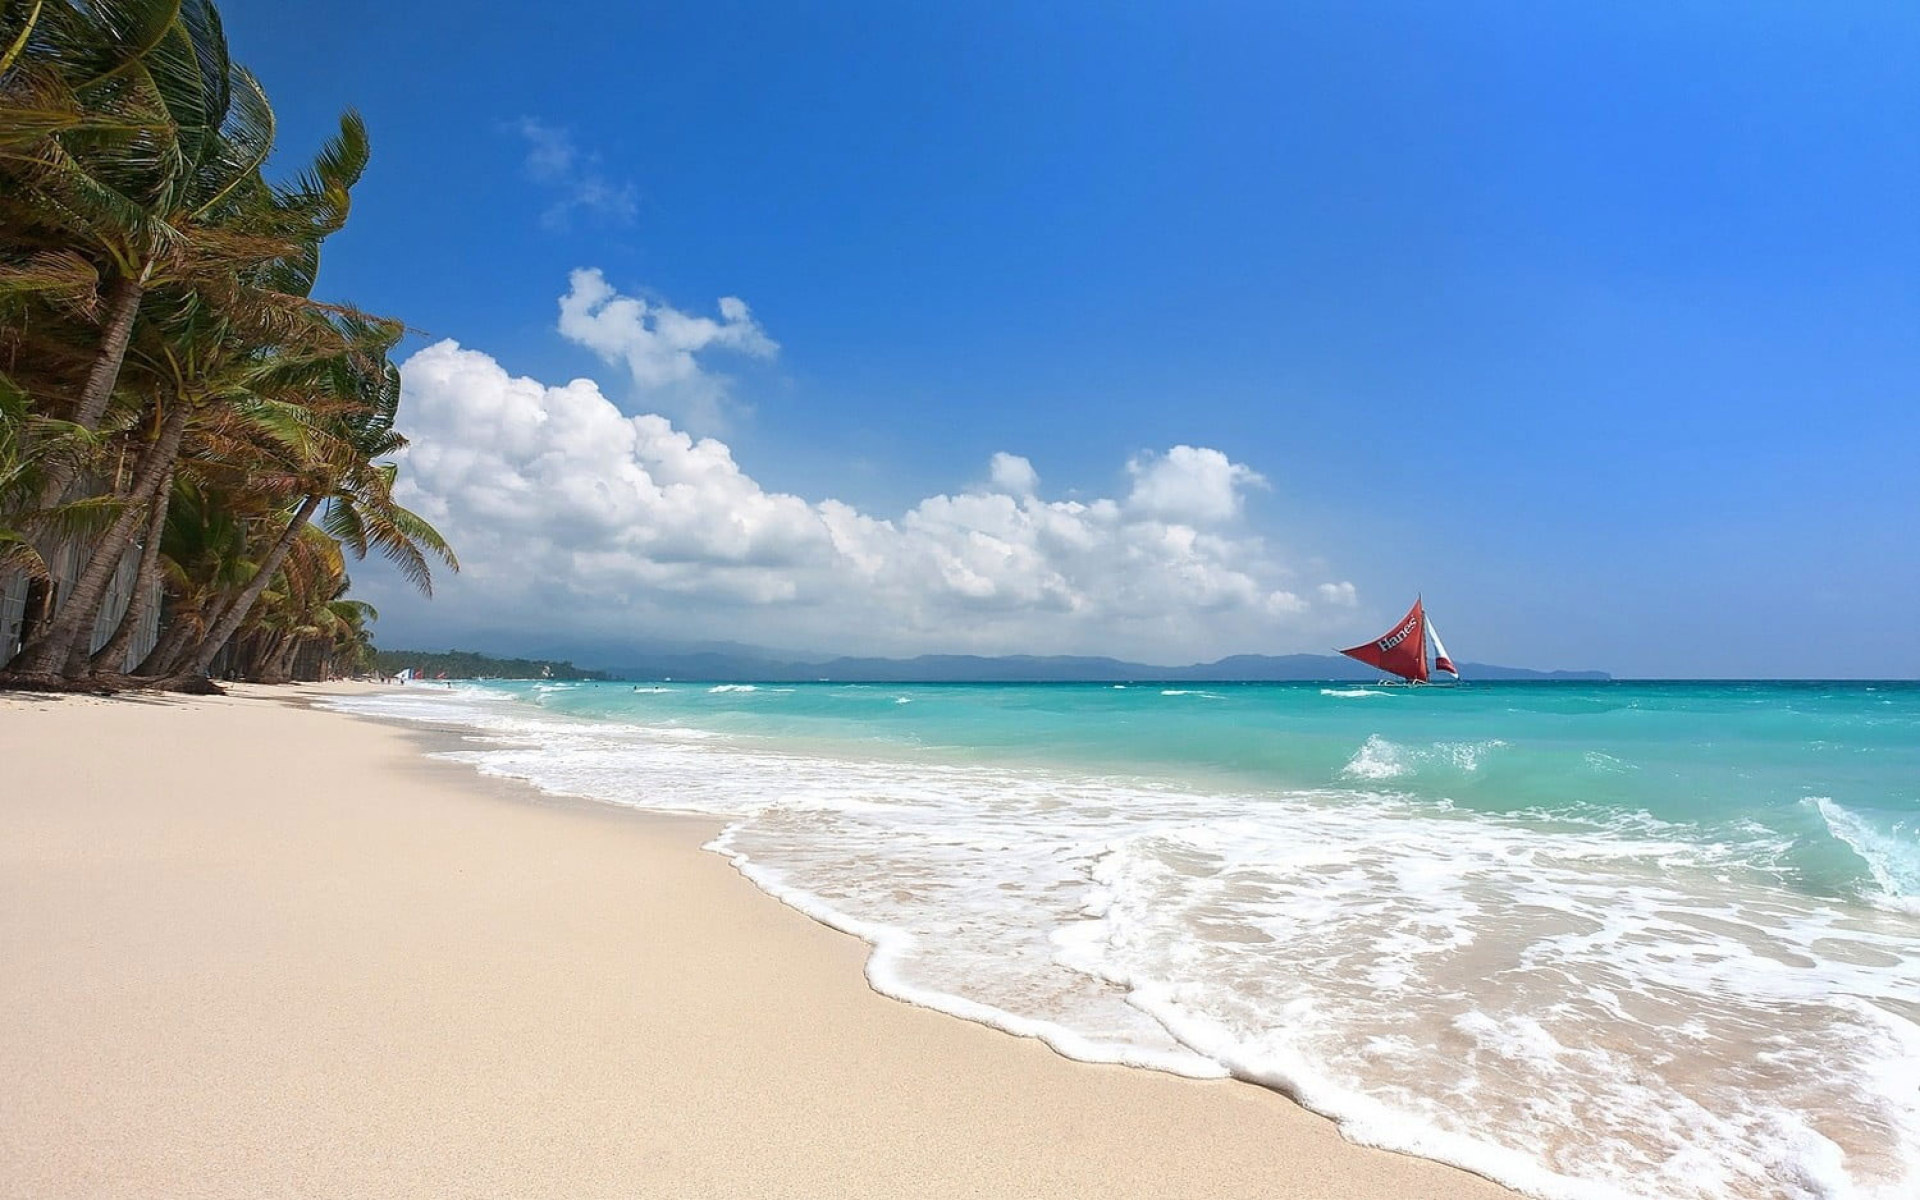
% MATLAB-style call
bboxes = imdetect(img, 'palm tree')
[225,524,377,682]
[316,594,376,679]
[2,0,384,682]
[0,0,275,443]
[84,453,167,671]
[125,471,244,674]
[173,318,455,681]
[4,109,375,680]
[2,0,454,688]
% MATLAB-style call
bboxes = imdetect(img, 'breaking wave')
[1810,796,1920,914]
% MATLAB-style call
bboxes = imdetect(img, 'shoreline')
[2,682,1515,1198]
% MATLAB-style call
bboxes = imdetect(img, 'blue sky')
[228,2,1920,677]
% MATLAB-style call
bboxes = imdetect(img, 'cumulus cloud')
[1318,581,1358,607]
[1126,445,1267,525]
[512,118,638,230]
[988,452,1039,496]
[557,268,777,431]
[386,340,1359,661]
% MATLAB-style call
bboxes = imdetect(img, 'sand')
[0,683,1516,1199]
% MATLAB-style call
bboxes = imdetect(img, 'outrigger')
[1338,596,1459,685]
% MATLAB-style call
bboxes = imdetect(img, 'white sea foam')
[708,684,759,693]
[1069,814,1920,1200]
[1340,734,1508,781]
[324,686,1920,1200]
[1322,687,1391,698]
[1160,689,1223,698]
[1341,733,1408,779]
[1810,797,1920,915]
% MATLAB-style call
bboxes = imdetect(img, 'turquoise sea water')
[331,680,1920,1200]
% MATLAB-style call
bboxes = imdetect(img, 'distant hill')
[372,649,608,681]
[604,650,1608,683]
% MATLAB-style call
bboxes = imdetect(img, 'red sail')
[1339,598,1430,683]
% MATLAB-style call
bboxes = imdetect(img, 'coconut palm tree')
[172,318,454,682]
[4,109,375,680]
[0,0,275,442]
[225,523,377,682]
[124,470,243,674]
[2,0,385,682]
[317,594,376,679]
[2,0,453,688]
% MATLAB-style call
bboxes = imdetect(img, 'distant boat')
[1338,596,1459,684]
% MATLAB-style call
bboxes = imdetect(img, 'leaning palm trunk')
[87,461,175,675]
[174,581,255,672]
[6,402,190,678]
[176,493,324,680]
[236,628,279,680]
[263,634,299,683]
[71,270,149,432]
[29,269,150,516]
[134,602,201,678]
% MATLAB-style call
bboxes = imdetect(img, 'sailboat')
[1338,596,1459,685]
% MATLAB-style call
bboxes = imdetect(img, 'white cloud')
[388,339,1359,661]
[557,268,777,431]
[988,452,1039,496]
[1318,581,1358,607]
[1126,445,1267,525]
[512,118,638,230]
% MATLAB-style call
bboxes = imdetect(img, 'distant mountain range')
[601,650,1610,683]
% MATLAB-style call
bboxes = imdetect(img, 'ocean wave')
[1160,689,1223,699]
[708,684,759,693]
[1810,796,1920,914]
[1072,815,1920,1200]
[1339,734,1508,781]
[324,682,1920,1200]
[1321,687,1391,698]
[1580,750,1636,774]
[1341,733,1409,779]
[705,823,1227,1080]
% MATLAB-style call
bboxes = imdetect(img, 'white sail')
[1428,621,1459,677]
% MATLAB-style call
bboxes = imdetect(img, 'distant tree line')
[372,649,608,681]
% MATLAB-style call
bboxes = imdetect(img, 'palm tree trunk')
[31,268,150,513]
[13,576,53,653]
[7,401,189,678]
[242,630,280,681]
[177,494,324,680]
[88,462,175,675]
[185,588,243,662]
[264,635,299,683]
[73,269,148,430]
[234,630,263,679]
[135,605,200,678]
